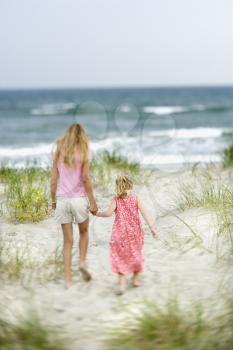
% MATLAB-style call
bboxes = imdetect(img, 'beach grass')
[216,212,233,259]
[0,238,63,282]
[0,241,39,282]
[0,167,50,222]
[0,166,50,183]
[91,149,140,189]
[45,245,63,281]
[223,143,233,167]
[0,239,30,280]
[169,214,233,260]
[177,181,233,213]
[0,309,70,350]
[176,177,233,228]
[174,176,233,259]
[106,300,233,350]
[99,149,139,173]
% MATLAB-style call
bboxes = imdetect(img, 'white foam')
[147,127,230,139]
[174,128,224,138]
[143,106,188,115]
[142,104,209,115]
[31,103,76,115]
[141,153,221,165]
[0,127,227,167]
[0,144,53,157]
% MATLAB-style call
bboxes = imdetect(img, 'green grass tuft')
[0,238,63,282]
[106,300,233,350]
[223,143,233,167]
[0,309,70,350]
[175,179,233,259]
[0,167,50,222]
[177,181,233,213]
[91,149,140,189]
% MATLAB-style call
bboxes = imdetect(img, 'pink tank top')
[56,153,87,197]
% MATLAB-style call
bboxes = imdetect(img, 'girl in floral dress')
[95,175,157,294]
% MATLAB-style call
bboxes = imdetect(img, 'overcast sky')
[0,0,232,88]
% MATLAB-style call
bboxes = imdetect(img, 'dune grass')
[223,143,233,167]
[177,180,233,213]
[0,248,29,280]
[169,214,233,260]
[0,167,50,222]
[91,149,140,189]
[45,245,63,281]
[0,309,70,350]
[177,180,233,239]
[174,176,233,259]
[99,149,139,173]
[0,166,50,183]
[0,238,63,282]
[106,300,233,350]
[0,239,30,279]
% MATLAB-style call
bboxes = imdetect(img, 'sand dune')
[0,166,232,349]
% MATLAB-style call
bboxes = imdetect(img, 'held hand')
[90,202,98,215]
[151,228,157,239]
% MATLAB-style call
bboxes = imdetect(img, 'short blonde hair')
[116,174,133,198]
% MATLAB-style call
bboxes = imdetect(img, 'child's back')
[111,194,144,274]
[95,175,156,294]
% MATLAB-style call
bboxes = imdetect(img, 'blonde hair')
[55,124,89,167]
[116,174,133,198]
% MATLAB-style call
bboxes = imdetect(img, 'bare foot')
[115,287,125,296]
[116,273,126,295]
[79,266,92,281]
[132,272,141,287]
[132,280,140,287]
[65,280,72,289]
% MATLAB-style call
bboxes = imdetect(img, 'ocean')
[0,86,232,168]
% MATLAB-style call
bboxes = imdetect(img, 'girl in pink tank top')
[51,124,98,288]
[95,175,157,295]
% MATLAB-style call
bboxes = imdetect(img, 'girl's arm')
[82,160,98,214]
[50,157,59,209]
[137,196,157,239]
[95,200,116,217]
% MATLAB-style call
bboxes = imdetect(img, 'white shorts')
[55,197,89,224]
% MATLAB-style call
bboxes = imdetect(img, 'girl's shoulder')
[112,196,118,204]
[128,193,138,200]
[113,194,138,202]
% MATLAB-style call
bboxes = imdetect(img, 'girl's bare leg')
[132,272,140,287]
[61,223,73,288]
[78,219,91,281]
[117,273,126,295]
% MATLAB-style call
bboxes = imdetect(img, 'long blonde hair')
[116,174,133,198]
[55,124,89,167]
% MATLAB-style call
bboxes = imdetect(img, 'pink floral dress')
[110,195,144,274]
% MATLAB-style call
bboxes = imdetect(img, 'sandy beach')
[0,164,232,349]
[0,0,232,346]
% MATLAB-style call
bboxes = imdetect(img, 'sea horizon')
[0,84,232,91]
